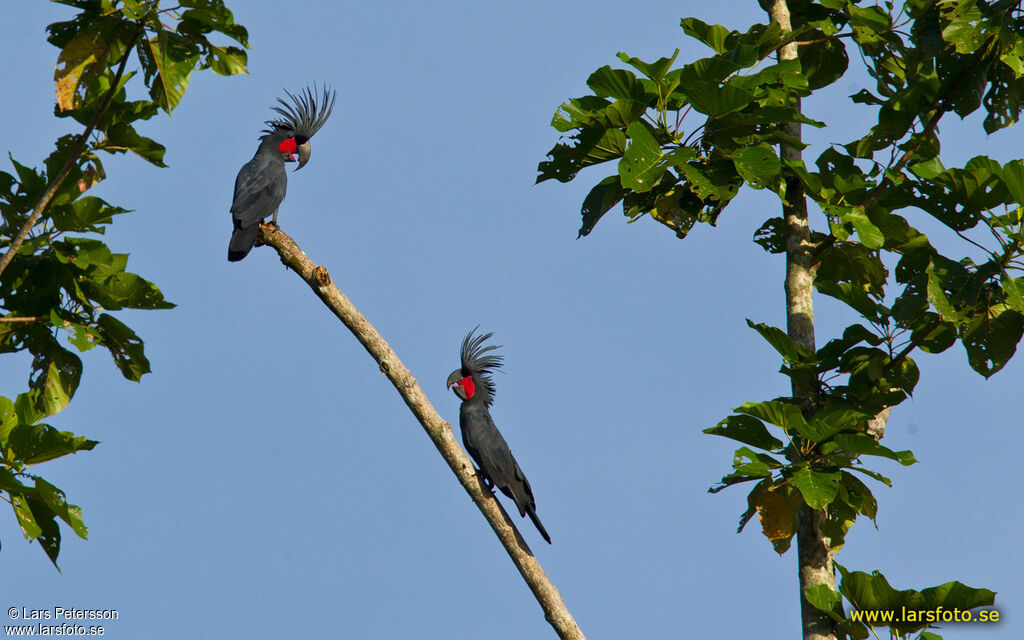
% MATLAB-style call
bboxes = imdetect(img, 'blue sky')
[2,2,1020,638]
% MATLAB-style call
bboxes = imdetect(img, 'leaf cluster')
[540,0,1022,617]
[1,0,249,568]
[805,563,996,640]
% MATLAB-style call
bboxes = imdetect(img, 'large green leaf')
[704,414,784,451]
[736,400,812,437]
[962,307,1024,377]
[51,196,129,232]
[790,468,842,509]
[6,424,98,465]
[680,18,732,54]
[35,478,88,539]
[95,313,151,381]
[833,433,916,466]
[616,50,679,84]
[731,446,783,477]
[579,175,626,237]
[685,81,754,116]
[102,121,167,166]
[732,144,781,189]
[746,319,814,363]
[141,30,199,112]
[618,121,664,192]
[587,66,646,101]
[0,396,16,443]
[29,345,83,417]
[844,208,885,249]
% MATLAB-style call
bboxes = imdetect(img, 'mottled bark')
[768,2,838,639]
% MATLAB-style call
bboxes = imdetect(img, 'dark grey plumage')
[227,85,336,262]
[447,328,551,544]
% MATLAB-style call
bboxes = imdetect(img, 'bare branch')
[256,223,585,640]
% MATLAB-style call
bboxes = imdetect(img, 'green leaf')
[537,122,626,184]
[11,492,43,539]
[962,308,1024,377]
[51,196,129,232]
[804,583,843,615]
[809,405,872,440]
[731,446,783,477]
[102,122,167,166]
[207,44,248,76]
[839,471,878,522]
[6,424,99,465]
[704,414,784,451]
[35,478,88,539]
[81,270,173,310]
[753,217,785,254]
[579,175,626,237]
[67,322,103,352]
[680,17,732,54]
[939,0,986,54]
[121,0,147,19]
[14,393,44,427]
[920,580,996,613]
[833,433,917,466]
[912,318,957,354]
[29,346,82,418]
[179,2,250,48]
[845,208,885,249]
[746,319,814,363]
[616,50,679,84]
[837,565,995,635]
[0,397,16,443]
[685,81,754,116]
[95,313,151,381]
[850,466,892,487]
[736,400,812,438]
[799,33,849,90]
[732,144,781,189]
[587,66,645,101]
[618,121,664,192]
[26,495,62,569]
[790,468,842,509]
[142,30,199,112]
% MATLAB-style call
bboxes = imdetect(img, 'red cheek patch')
[459,376,475,399]
[279,138,298,154]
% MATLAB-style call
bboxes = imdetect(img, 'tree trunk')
[767,2,839,639]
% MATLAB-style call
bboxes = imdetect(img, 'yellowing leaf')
[54,31,107,112]
[752,481,801,547]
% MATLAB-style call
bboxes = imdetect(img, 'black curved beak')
[447,369,469,400]
[295,140,311,171]
[446,370,462,388]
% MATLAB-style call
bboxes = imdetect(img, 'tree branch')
[256,223,584,640]
[0,24,143,280]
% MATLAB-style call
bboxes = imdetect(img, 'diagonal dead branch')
[256,222,584,640]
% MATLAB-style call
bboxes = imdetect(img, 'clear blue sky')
[2,2,1020,638]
